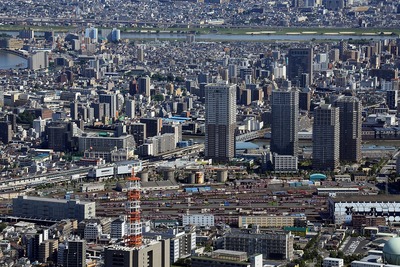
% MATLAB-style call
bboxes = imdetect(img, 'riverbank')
[0,24,399,37]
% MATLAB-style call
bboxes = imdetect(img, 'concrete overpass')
[236,129,269,142]
[0,48,28,59]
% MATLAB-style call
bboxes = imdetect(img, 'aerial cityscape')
[1,0,400,267]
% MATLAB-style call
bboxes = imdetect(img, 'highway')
[156,144,204,160]
[0,16,224,30]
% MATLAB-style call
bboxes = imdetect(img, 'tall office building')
[137,47,144,62]
[19,28,35,40]
[33,116,46,138]
[140,118,162,138]
[339,40,348,61]
[125,99,135,119]
[99,94,117,119]
[143,228,195,264]
[325,0,345,10]
[111,28,121,42]
[287,48,313,86]
[46,121,74,152]
[131,123,147,146]
[91,102,109,121]
[161,123,182,143]
[386,89,398,109]
[228,64,238,80]
[101,28,121,42]
[138,76,151,96]
[70,101,79,120]
[270,89,299,157]
[129,79,139,95]
[205,83,236,162]
[63,239,86,267]
[104,240,170,267]
[0,121,13,144]
[85,26,98,42]
[312,104,340,171]
[334,96,362,163]
[299,88,311,111]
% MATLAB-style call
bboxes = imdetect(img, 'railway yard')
[12,177,379,226]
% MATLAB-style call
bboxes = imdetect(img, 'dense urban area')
[1,0,400,267]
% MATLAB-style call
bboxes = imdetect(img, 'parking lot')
[343,236,368,255]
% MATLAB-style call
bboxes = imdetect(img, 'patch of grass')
[0,25,72,32]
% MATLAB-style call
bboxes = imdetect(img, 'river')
[121,32,391,41]
[1,30,392,41]
[183,135,400,148]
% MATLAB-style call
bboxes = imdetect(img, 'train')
[87,160,143,179]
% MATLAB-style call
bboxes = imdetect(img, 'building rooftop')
[142,180,179,188]
[17,195,93,205]
[383,238,400,256]
[330,195,400,202]
[105,239,160,251]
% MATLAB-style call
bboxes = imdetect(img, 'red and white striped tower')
[125,169,142,248]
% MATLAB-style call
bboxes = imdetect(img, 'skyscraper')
[70,101,79,120]
[19,28,35,40]
[205,83,236,162]
[334,96,362,163]
[101,28,121,42]
[386,89,398,109]
[99,94,117,119]
[270,89,299,157]
[130,123,147,146]
[129,79,138,95]
[140,118,162,138]
[46,122,74,152]
[111,28,121,42]
[91,102,109,120]
[85,26,98,42]
[125,99,135,119]
[312,104,340,170]
[0,121,13,144]
[137,47,144,62]
[287,48,313,86]
[138,76,151,96]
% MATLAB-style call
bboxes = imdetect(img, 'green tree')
[17,110,36,127]
[167,73,174,82]
[330,251,337,258]
[175,76,185,83]
[151,73,167,81]
[337,250,344,258]
[152,94,165,102]
[0,222,7,232]
[182,89,187,96]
